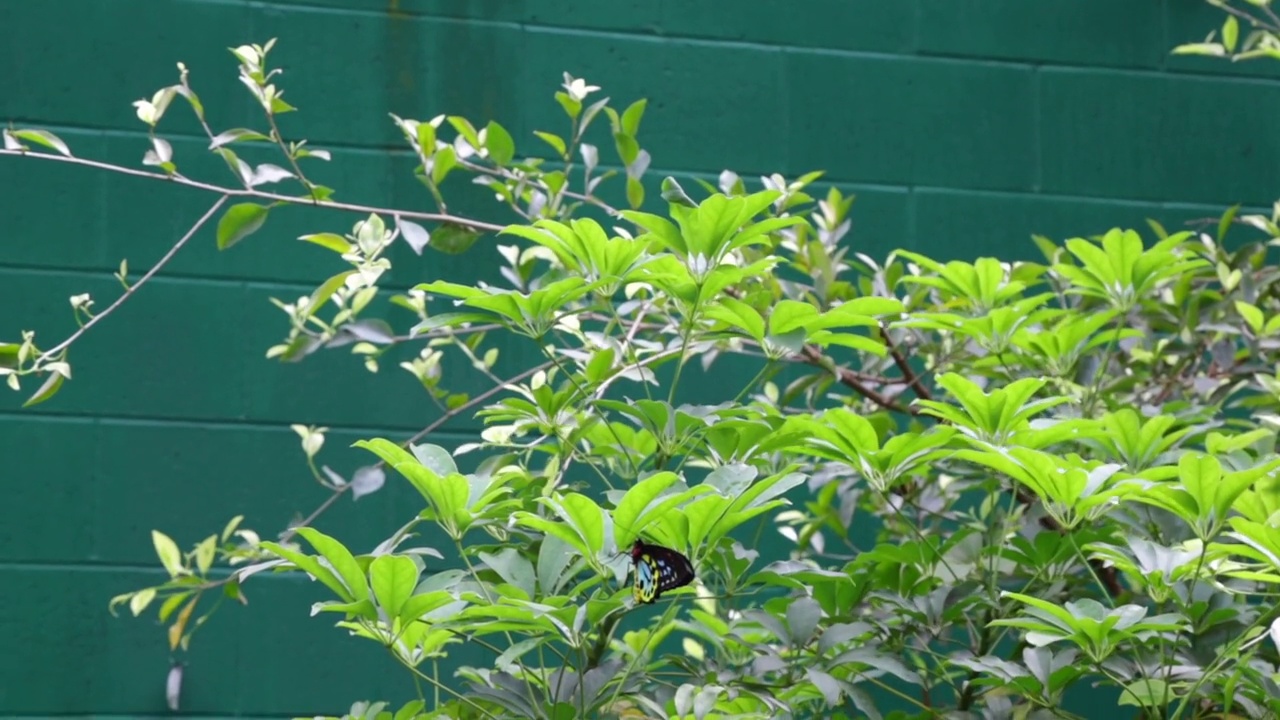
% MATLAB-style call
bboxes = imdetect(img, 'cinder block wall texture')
[1,1,1274,717]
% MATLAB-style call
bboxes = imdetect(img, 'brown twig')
[38,195,229,362]
[261,103,318,201]
[797,344,916,415]
[881,322,933,401]
[456,156,623,219]
[718,288,917,415]
[1207,0,1280,33]
[1015,488,1122,598]
[279,358,555,543]
[0,148,505,233]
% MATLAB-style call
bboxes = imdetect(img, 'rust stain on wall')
[386,0,416,103]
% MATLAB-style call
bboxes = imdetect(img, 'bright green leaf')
[216,203,270,250]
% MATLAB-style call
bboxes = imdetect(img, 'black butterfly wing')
[633,541,695,603]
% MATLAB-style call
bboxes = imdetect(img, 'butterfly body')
[630,539,695,604]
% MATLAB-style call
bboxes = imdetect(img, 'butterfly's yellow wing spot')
[633,552,658,603]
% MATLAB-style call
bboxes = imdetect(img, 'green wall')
[1,1,1276,717]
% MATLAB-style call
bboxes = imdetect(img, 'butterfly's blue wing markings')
[633,550,657,603]
[630,540,694,604]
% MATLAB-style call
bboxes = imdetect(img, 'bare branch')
[38,195,229,363]
[0,148,505,233]
[278,358,555,543]
[797,345,916,415]
[881,322,933,401]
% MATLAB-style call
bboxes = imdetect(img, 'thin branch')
[279,358,555,542]
[263,111,316,199]
[1212,0,1280,32]
[456,156,623,218]
[719,287,916,414]
[881,322,933,401]
[1262,1,1280,31]
[0,148,506,233]
[798,344,915,415]
[38,195,229,362]
[385,322,505,344]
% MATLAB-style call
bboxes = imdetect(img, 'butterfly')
[629,539,695,604]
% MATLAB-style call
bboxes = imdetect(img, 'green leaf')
[429,223,482,255]
[259,541,349,600]
[614,132,639,166]
[1223,14,1240,53]
[714,471,805,538]
[304,271,355,320]
[537,534,577,595]
[484,121,515,166]
[1236,301,1265,335]
[621,98,647,137]
[1217,204,1240,243]
[158,591,192,622]
[22,369,65,408]
[513,512,593,561]
[612,472,679,548]
[11,129,72,156]
[534,131,567,157]
[398,589,459,623]
[412,312,495,335]
[152,530,185,577]
[370,554,418,617]
[295,527,370,603]
[1118,678,1172,708]
[1178,452,1221,525]
[787,596,824,644]
[194,535,217,574]
[414,120,437,153]
[354,439,472,536]
[660,177,696,207]
[216,203,270,250]
[585,346,616,384]
[298,232,352,254]
[209,128,272,149]
[447,116,482,149]
[626,176,645,209]
[432,145,457,185]
[769,300,820,336]
[479,548,537,599]
[1172,42,1226,56]
[555,91,581,120]
[559,493,607,557]
[395,700,426,720]
[704,297,767,343]
[410,443,458,477]
[129,587,157,617]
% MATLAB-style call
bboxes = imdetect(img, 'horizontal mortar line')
[0,260,433,295]
[535,27,1279,86]
[7,115,1271,209]
[0,560,218,573]
[525,20,1280,87]
[1,132,1258,217]
[0,712,300,717]
[222,0,1280,86]
[0,559,237,574]
[909,185,1265,210]
[3,117,415,155]
[0,409,485,437]
[0,558,465,575]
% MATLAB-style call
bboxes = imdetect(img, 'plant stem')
[37,195,228,363]
[279,359,553,543]
[0,148,505,232]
